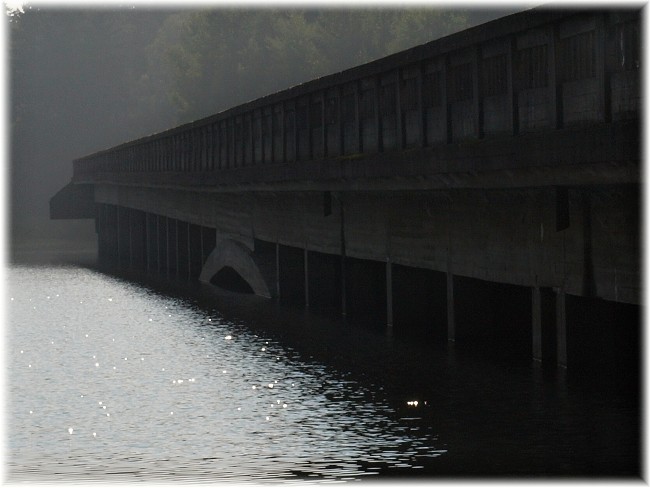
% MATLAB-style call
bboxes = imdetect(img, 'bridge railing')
[72,8,640,181]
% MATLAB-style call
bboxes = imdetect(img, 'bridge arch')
[199,239,272,298]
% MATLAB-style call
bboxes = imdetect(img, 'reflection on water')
[7,263,640,481]
[7,265,446,482]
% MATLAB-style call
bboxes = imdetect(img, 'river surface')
[5,251,641,482]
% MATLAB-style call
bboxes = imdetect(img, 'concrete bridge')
[51,7,641,370]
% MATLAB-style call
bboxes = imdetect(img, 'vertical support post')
[473,45,483,139]
[532,286,543,361]
[596,13,611,123]
[165,217,170,278]
[444,54,452,144]
[394,69,402,149]
[304,248,309,308]
[374,76,381,151]
[508,35,519,135]
[337,86,344,155]
[128,208,133,269]
[187,222,191,281]
[447,271,455,342]
[556,287,567,368]
[340,200,347,317]
[116,206,121,267]
[275,242,281,301]
[549,24,561,129]
[416,63,424,147]
[200,226,205,265]
[156,215,161,273]
[96,204,103,263]
[386,260,393,327]
[145,213,150,273]
[175,219,179,278]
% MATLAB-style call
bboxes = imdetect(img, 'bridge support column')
[104,205,118,266]
[96,204,105,264]
[174,219,179,278]
[275,242,281,301]
[386,260,393,327]
[556,287,567,368]
[304,249,309,308]
[447,272,455,342]
[155,215,161,274]
[129,209,146,271]
[189,223,203,280]
[177,221,189,280]
[532,287,542,361]
[532,286,556,362]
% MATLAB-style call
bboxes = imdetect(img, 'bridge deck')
[69,7,640,190]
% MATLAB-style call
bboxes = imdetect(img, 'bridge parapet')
[71,7,640,189]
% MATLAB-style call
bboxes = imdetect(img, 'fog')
[8,6,521,254]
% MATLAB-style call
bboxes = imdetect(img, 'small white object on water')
[268,384,274,389]
[225,335,232,340]
[95,363,99,367]
[93,432,97,438]
[283,404,287,408]
[68,428,73,435]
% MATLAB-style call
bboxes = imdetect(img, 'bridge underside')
[86,179,639,370]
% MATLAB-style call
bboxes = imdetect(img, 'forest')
[8,6,519,245]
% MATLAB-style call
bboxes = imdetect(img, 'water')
[6,260,640,482]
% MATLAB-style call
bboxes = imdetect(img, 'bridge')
[51,7,641,370]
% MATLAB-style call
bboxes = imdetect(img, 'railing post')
[596,13,611,123]
[549,24,561,129]
[395,69,403,149]
[473,45,483,139]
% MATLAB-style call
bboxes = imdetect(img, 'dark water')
[6,253,641,482]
